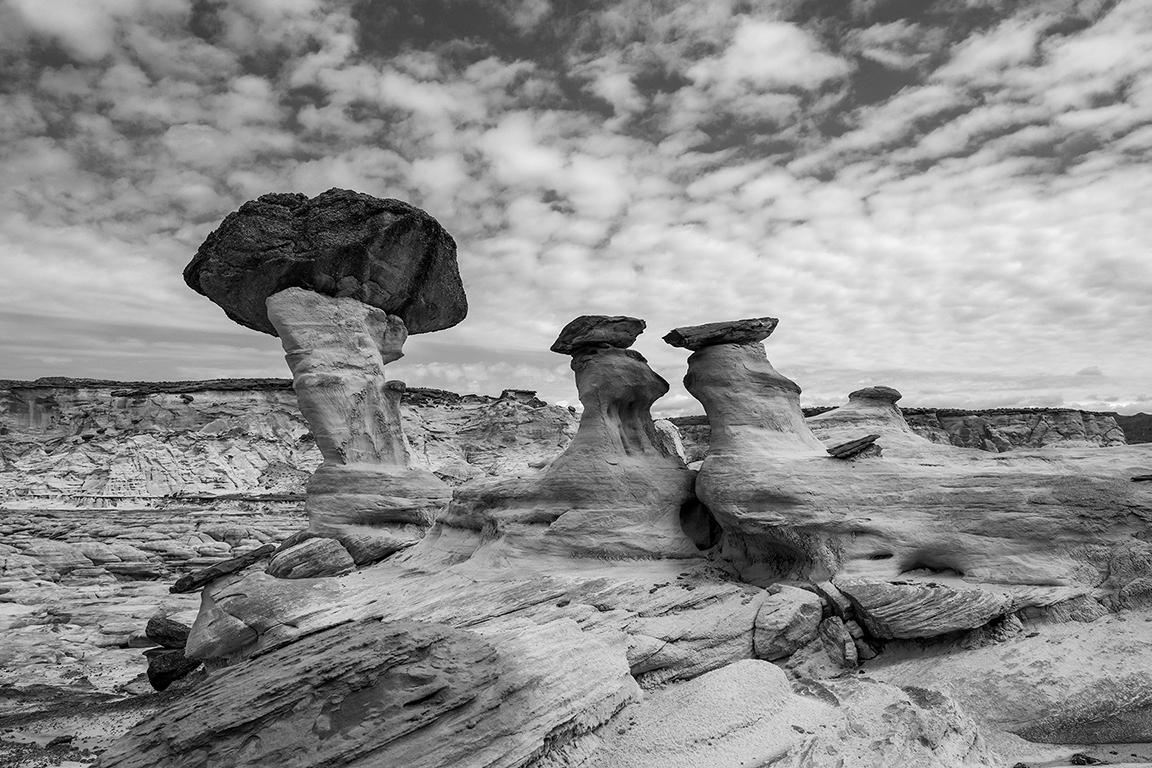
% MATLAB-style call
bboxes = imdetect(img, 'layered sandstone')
[435,315,699,559]
[0,379,577,504]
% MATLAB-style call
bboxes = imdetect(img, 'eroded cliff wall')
[0,378,577,506]
[670,405,1131,460]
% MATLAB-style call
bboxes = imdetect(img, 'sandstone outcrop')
[0,378,578,504]
[665,317,1152,616]
[183,188,466,336]
[807,386,935,456]
[185,191,470,565]
[99,617,639,768]
[265,537,354,579]
[836,579,1012,639]
[904,407,1128,451]
[435,315,699,559]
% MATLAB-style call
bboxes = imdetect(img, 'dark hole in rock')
[679,496,721,551]
[868,553,894,560]
[899,550,966,578]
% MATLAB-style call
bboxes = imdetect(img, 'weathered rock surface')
[572,659,996,768]
[184,188,467,336]
[144,615,190,648]
[143,647,201,691]
[436,319,698,559]
[807,385,937,456]
[825,434,881,459]
[904,407,1128,451]
[662,316,779,350]
[170,544,276,593]
[265,537,354,579]
[752,585,822,660]
[817,616,859,668]
[549,315,645,354]
[264,287,453,564]
[676,404,1130,458]
[872,613,1152,745]
[100,616,638,768]
[0,379,578,506]
[837,579,1012,639]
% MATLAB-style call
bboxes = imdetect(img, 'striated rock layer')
[0,379,577,505]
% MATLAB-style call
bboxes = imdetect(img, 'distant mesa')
[550,315,646,354]
[184,188,467,336]
[662,317,779,350]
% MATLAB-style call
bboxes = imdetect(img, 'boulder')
[753,585,822,660]
[662,317,779,350]
[549,315,645,354]
[144,648,202,691]
[837,579,1011,639]
[184,189,466,336]
[266,537,355,579]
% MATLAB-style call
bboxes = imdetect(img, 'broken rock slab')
[837,579,1012,639]
[550,315,646,354]
[662,316,779,350]
[266,537,355,579]
[170,544,276,594]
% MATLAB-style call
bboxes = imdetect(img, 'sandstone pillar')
[438,315,700,559]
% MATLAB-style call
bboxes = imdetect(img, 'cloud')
[0,0,1150,417]
[688,19,854,93]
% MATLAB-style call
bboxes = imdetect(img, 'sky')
[1,0,1150,416]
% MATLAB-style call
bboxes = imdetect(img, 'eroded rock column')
[664,318,831,579]
[184,188,467,566]
[438,315,700,559]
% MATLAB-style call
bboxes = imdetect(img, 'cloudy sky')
[1,0,1150,415]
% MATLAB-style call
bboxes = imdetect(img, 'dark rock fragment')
[170,544,276,593]
[145,648,202,691]
[662,317,779,350]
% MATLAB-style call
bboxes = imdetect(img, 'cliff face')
[0,378,1138,507]
[0,378,577,506]
[1117,413,1152,444]
[901,407,1129,452]
[669,405,1130,460]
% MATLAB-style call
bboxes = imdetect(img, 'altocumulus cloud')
[0,0,1150,415]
